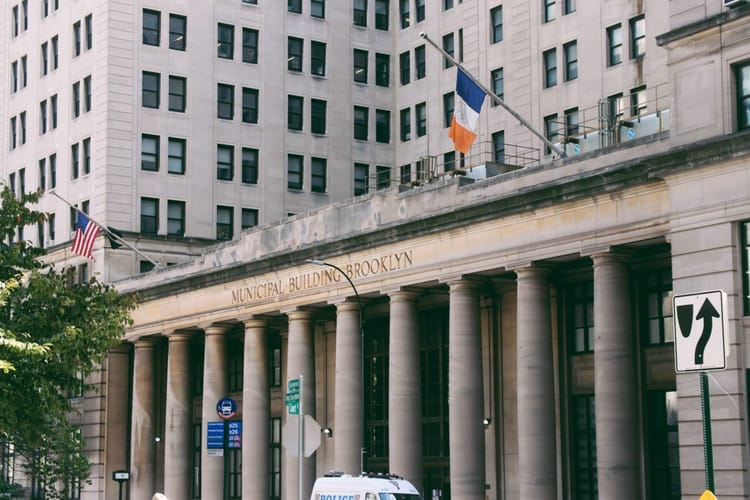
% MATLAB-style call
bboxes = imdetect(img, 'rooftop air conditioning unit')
[724,0,746,7]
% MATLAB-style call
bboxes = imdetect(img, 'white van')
[310,472,422,500]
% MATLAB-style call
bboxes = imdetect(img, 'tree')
[0,188,135,498]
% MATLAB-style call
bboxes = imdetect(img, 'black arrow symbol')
[694,298,719,365]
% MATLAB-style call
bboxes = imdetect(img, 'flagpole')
[419,32,567,159]
[49,190,160,269]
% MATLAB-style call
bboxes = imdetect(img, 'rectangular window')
[544,113,559,153]
[443,91,454,128]
[241,147,258,184]
[311,157,327,193]
[630,15,645,59]
[10,117,16,150]
[21,56,27,88]
[353,49,368,83]
[41,42,48,76]
[311,98,326,134]
[11,61,17,93]
[490,6,503,44]
[376,109,390,143]
[141,197,158,234]
[375,53,390,87]
[400,107,411,141]
[71,142,80,179]
[399,51,410,85]
[563,0,575,14]
[49,153,56,188]
[216,206,234,240]
[492,130,505,163]
[40,100,47,134]
[311,0,325,18]
[287,154,303,190]
[217,83,234,120]
[48,212,55,241]
[444,151,455,172]
[217,144,234,181]
[645,391,681,500]
[51,35,59,69]
[568,281,594,352]
[85,14,93,50]
[565,107,579,138]
[354,106,369,140]
[491,67,504,105]
[543,48,557,88]
[242,87,259,124]
[288,36,303,72]
[39,158,46,191]
[143,9,160,46]
[72,81,81,117]
[543,0,556,23]
[376,165,391,189]
[169,75,187,112]
[354,162,369,195]
[608,92,624,125]
[218,23,234,59]
[354,0,367,26]
[416,0,425,22]
[73,21,81,56]
[168,138,186,174]
[84,75,92,112]
[142,71,160,108]
[736,62,750,131]
[288,0,302,13]
[571,395,597,499]
[442,33,454,68]
[22,0,27,31]
[375,0,389,30]
[564,40,578,81]
[630,85,647,117]
[400,164,411,184]
[169,14,187,50]
[607,24,622,66]
[242,28,258,64]
[288,95,303,131]
[311,40,326,76]
[415,45,426,79]
[242,208,259,230]
[270,418,281,498]
[400,0,410,29]
[12,6,18,37]
[444,0,454,9]
[642,268,673,344]
[167,200,185,236]
[141,134,160,171]
[83,137,91,175]
[415,102,427,137]
[51,94,58,129]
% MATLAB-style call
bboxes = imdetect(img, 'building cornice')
[656,4,750,46]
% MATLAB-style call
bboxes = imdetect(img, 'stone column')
[448,279,485,499]
[284,310,315,500]
[516,267,556,500]
[201,325,228,500]
[163,333,192,500]
[242,319,270,499]
[130,338,157,499]
[104,344,131,500]
[334,300,363,474]
[388,290,423,490]
[592,253,640,499]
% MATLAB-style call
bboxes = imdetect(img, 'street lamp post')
[305,259,365,472]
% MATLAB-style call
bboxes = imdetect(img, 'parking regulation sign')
[673,290,729,373]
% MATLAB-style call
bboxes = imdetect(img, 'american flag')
[71,212,100,259]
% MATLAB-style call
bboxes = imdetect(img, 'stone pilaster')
[104,344,131,500]
[333,300,363,474]
[516,267,556,500]
[592,252,640,499]
[242,319,270,499]
[163,332,192,500]
[448,279,485,500]
[130,338,157,499]
[388,290,423,490]
[200,325,228,500]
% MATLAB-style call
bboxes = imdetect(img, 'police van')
[310,472,421,500]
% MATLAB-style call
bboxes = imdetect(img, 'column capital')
[133,336,159,348]
[286,308,315,322]
[334,299,362,313]
[444,275,485,290]
[167,331,193,343]
[203,323,232,336]
[590,249,631,267]
[387,287,421,303]
[242,317,268,330]
[514,264,553,280]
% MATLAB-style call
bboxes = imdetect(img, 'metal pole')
[117,482,123,500]
[700,371,715,491]
[418,31,567,159]
[298,374,304,500]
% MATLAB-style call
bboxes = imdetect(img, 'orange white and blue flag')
[449,68,486,154]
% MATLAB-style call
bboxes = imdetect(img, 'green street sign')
[285,392,299,403]
[287,378,300,394]
[287,400,300,415]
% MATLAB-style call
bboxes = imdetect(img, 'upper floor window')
[376,109,390,143]
[217,83,234,120]
[641,268,673,345]
[415,0,425,22]
[167,200,185,237]
[168,138,186,174]
[563,0,575,14]
[399,0,409,29]
[242,208,259,230]
[311,40,326,76]
[443,91,454,128]
[288,95,303,130]
[143,9,160,46]
[567,281,594,353]
[630,15,645,59]
[741,221,750,314]
[288,37,303,72]
[141,134,159,171]
[543,0,556,23]
[491,67,504,105]
[354,49,368,83]
[563,40,578,81]
[630,85,647,117]
[218,23,234,59]
[607,24,622,66]
[544,113,559,153]
[444,0,454,10]
[492,130,505,163]
[376,53,390,87]
[399,51,410,85]
[242,87,259,124]
[288,0,302,13]
[415,45,426,79]
[543,48,557,88]
[311,0,325,18]
[400,107,411,141]
[85,14,93,50]
[243,28,258,64]
[73,21,82,56]
[442,33,454,68]
[415,101,426,137]
[736,61,750,131]
[216,206,234,240]
[142,71,160,108]
[311,98,326,134]
[311,157,327,193]
[354,163,369,196]
[242,147,258,184]
[217,144,234,181]
[169,75,187,112]
[354,0,367,26]
[169,14,187,50]
[375,0,389,30]
[287,154,303,190]
[490,6,503,44]
[354,106,369,140]
[141,197,159,234]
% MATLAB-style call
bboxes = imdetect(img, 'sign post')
[673,290,728,496]
[215,397,238,500]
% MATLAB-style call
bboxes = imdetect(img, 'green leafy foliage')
[0,188,134,498]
